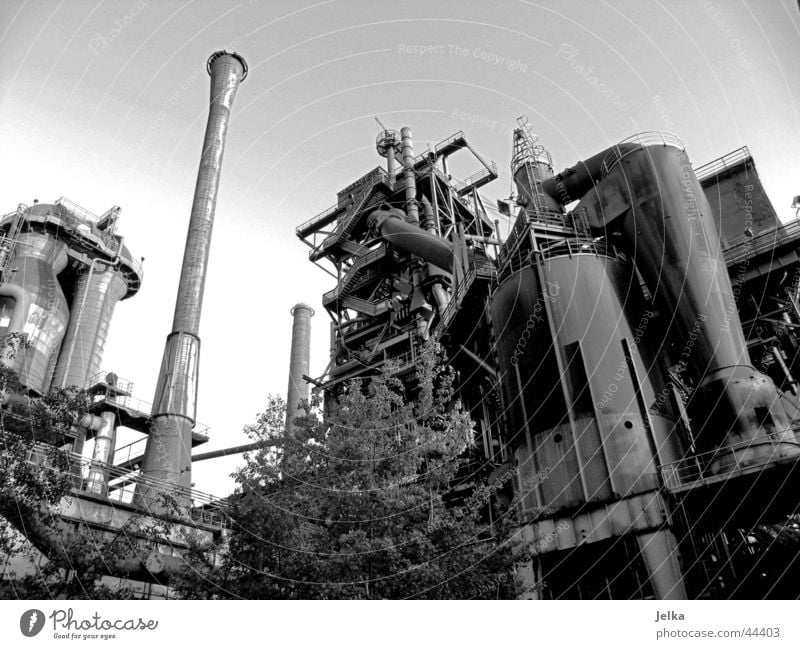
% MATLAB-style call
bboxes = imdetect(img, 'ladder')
[0,205,27,282]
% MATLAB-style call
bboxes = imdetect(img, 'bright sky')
[1,0,798,497]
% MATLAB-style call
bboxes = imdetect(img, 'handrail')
[113,437,148,466]
[600,131,685,178]
[15,441,227,527]
[452,162,499,195]
[723,220,800,266]
[85,371,211,440]
[694,146,751,183]
[322,247,387,303]
[659,432,800,491]
[296,203,343,237]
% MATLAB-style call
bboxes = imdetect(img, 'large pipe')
[582,143,799,467]
[419,196,449,313]
[192,441,261,462]
[286,303,313,429]
[53,260,128,389]
[541,143,638,205]
[136,50,247,510]
[367,209,453,273]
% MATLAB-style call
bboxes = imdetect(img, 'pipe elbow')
[367,208,406,234]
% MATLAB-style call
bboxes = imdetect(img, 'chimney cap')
[291,303,315,317]
[207,50,248,81]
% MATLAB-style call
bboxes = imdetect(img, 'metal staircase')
[310,170,389,261]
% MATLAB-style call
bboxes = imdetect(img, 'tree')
[175,342,520,599]
[0,363,164,599]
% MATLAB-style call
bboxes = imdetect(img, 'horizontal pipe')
[191,441,261,462]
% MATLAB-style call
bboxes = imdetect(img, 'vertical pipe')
[286,303,314,429]
[136,51,247,511]
[386,148,396,188]
[400,127,419,224]
[85,411,117,496]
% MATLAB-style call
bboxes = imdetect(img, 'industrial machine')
[298,118,800,599]
[3,45,799,598]
[0,51,248,588]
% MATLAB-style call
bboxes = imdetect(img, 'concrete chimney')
[286,303,314,429]
[136,51,247,510]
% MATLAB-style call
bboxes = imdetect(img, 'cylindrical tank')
[286,303,314,429]
[0,229,69,393]
[590,144,800,467]
[52,262,128,389]
[492,248,681,512]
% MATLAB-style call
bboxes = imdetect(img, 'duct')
[541,143,639,205]
[400,127,419,225]
[52,260,128,389]
[137,50,247,509]
[0,230,70,393]
[419,195,450,313]
[286,303,313,429]
[367,209,453,272]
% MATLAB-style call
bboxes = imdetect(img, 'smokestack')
[136,51,247,510]
[286,303,313,429]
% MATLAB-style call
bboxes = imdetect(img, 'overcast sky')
[1,0,798,496]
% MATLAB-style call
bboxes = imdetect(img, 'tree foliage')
[175,343,520,599]
[0,365,141,599]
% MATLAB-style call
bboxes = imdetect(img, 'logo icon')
[20,609,45,637]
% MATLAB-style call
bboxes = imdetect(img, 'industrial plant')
[2,49,800,599]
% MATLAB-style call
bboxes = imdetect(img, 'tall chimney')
[286,303,314,429]
[136,51,247,510]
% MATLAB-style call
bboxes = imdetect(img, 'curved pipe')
[541,143,639,204]
[367,209,453,272]
[418,195,449,312]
